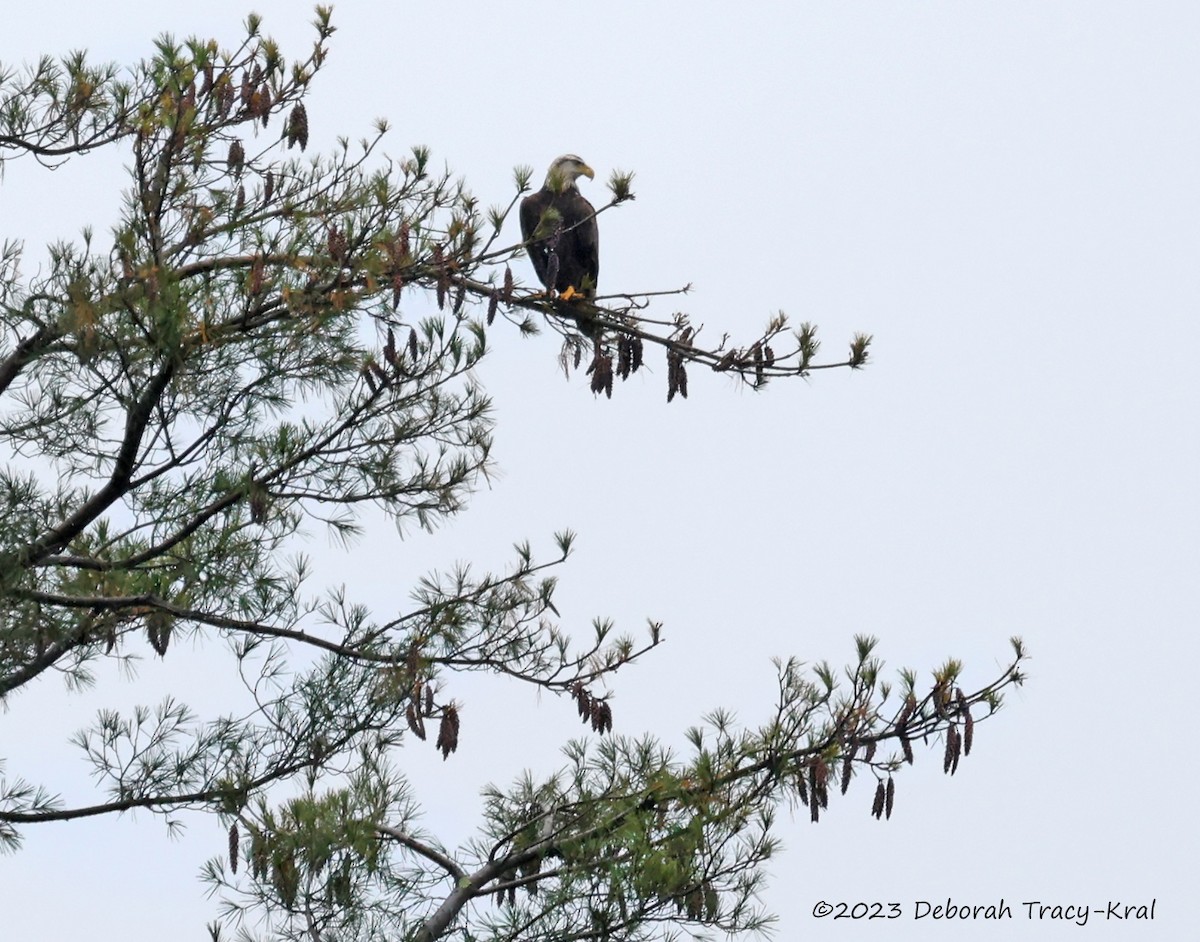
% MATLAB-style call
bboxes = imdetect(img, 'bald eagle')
[520,154,599,302]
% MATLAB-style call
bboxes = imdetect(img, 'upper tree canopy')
[0,10,1023,942]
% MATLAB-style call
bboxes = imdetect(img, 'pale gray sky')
[2,2,1197,939]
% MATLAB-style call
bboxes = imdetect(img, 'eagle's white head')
[545,154,595,193]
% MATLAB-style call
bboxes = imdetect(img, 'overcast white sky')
[2,2,1198,939]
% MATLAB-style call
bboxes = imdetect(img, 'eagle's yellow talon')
[559,285,578,302]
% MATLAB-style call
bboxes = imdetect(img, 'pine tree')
[0,10,1025,941]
